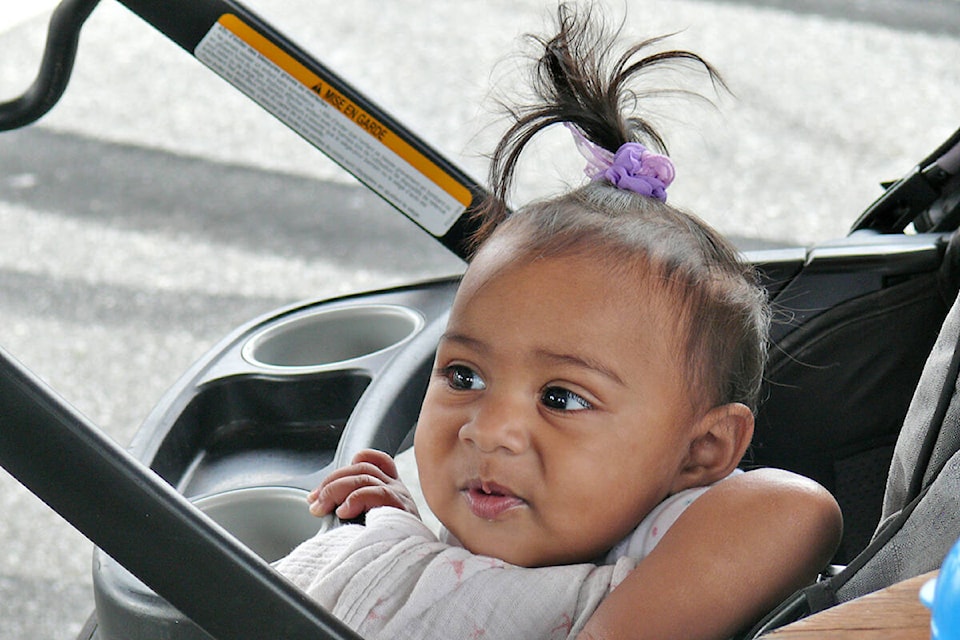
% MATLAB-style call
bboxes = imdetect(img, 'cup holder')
[192,486,331,562]
[242,304,424,371]
[93,486,335,640]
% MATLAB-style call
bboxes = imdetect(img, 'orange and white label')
[195,14,470,237]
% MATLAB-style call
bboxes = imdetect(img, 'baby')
[277,4,842,639]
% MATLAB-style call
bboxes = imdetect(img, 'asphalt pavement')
[1,1,959,637]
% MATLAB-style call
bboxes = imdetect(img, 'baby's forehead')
[459,241,682,320]
[464,237,650,290]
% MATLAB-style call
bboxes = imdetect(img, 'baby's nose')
[458,396,532,454]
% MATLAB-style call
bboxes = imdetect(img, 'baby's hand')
[308,449,420,521]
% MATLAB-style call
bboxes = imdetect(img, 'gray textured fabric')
[881,291,960,523]
[922,392,960,497]
[838,449,960,603]
[836,292,960,603]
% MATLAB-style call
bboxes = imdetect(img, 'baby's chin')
[456,531,599,568]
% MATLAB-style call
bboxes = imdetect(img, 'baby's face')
[414,243,701,567]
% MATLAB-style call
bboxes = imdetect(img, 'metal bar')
[114,0,486,260]
[0,346,361,640]
[0,0,101,131]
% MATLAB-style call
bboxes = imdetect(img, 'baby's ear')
[671,403,754,492]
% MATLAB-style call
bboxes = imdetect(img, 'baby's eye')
[441,365,486,391]
[541,386,593,411]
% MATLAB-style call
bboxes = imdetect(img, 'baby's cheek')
[412,449,451,517]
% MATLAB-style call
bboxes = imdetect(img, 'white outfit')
[275,472,738,640]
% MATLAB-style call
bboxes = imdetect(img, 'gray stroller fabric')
[881,290,960,523]
[835,287,960,602]
[838,449,960,602]
[743,269,960,638]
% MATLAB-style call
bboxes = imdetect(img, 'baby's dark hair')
[471,3,770,413]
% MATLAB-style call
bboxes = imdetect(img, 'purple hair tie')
[566,123,675,202]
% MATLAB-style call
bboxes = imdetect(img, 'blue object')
[921,536,960,639]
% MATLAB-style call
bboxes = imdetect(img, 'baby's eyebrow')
[439,331,489,354]
[534,350,625,387]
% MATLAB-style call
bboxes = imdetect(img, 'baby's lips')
[462,486,525,520]
[470,478,518,498]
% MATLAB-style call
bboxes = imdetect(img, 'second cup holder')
[93,486,336,640]
[192,486,332,562]
[242,304,424,371]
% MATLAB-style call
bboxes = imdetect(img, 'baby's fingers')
[332,485,410,520]
[312,453,397,495]
[349,449,400,480]
[307,472,390,517]
[305,450,412,519]
[308,473,366,515]
[307,459,393,503]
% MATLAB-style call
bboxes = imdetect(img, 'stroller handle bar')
[0,0,101,132]
[0,0,490,260]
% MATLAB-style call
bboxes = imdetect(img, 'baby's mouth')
[461,480,526,520]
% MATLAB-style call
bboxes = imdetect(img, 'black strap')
[738,580,836,639]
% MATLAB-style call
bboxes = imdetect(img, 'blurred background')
[1,0,959,636]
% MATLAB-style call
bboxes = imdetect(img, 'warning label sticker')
[195,14,470,237]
